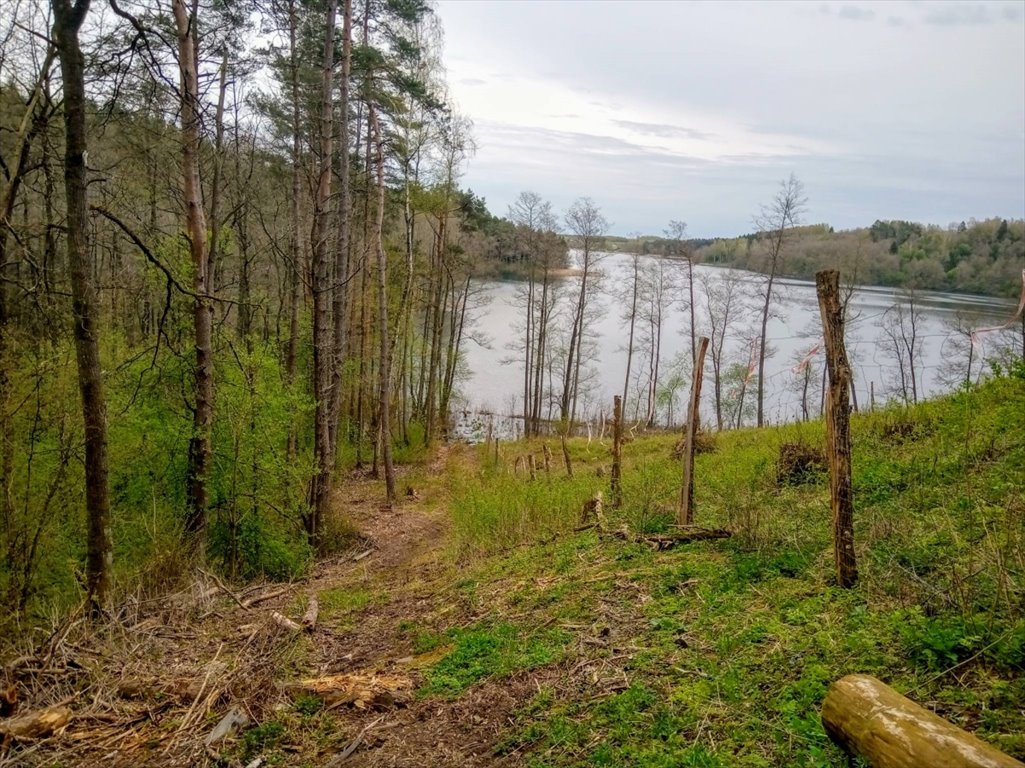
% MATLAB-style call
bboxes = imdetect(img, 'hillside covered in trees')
[0,0,577,621]
[608,217,1025,298]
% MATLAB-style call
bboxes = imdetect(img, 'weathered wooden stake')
[677,337,709,525]
[542,443,552,474]
[528,453,537,481]
[816,270,858,588]
[610,395,623,509]
[870,380,875,412]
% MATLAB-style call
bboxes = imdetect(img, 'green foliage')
[0,332,320,626]
[240,721,285,762]
[449,450,603,554]
[696,217,1024,297]
[318,586,377,625]
[419,620,567,698]
[442,374,1025,765]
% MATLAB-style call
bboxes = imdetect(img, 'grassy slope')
[423,374,1025,766]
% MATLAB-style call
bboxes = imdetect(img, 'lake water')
[453,251,1017,439]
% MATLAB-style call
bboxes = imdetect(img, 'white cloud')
[435,0,1025,235]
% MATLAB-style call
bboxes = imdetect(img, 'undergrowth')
[436,373,1025,765]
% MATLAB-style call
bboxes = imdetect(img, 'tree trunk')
[369,105,395,504]
[173,0,214,543]
[284,0,302,461]
[53,0,113,611]
[610,395,622,509]
[308,0,337,549]
[208,48,228,293]
[816,270,857,588]
[623,258,639,409]
[678,337,708,525]
[756,258,777,427]
[329,0,353,460]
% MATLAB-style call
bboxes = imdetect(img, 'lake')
[453,251,1017,439]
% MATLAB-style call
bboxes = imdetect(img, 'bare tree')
[753,174,806,426]
[621,251,641,411]
[561,197,607,425]
[52,0,112,610]
[699,269,743,431]
[508,191,553,436]
[937,312,980,391]
[878,291,923,405]
[638,257,676,426]
[666,220,696,367]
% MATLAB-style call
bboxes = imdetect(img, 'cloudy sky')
[435,0,1025,237]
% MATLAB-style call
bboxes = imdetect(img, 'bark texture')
[822,674,1023,768]
[678,337,709,525]
[173,0,214,542]
[53,0,113,610]
[816,269,857,588]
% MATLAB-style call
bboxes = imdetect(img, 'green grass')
[419,620,569,698]
[317,586,380,625]
[440,373,1025,765]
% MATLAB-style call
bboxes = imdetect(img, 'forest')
[1,0,1024,765]
[0,0,552,617]
[610,217,1025,299]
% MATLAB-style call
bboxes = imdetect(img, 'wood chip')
[204,705,249,747]
[0,705,72,742]
[286,672,411,710]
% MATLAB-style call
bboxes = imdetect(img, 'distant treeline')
[600,219,1024,298]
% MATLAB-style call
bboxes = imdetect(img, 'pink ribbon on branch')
[970,269,1025,349]
[792,343,821,374]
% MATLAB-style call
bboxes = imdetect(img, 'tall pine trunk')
[329,0,352,460]
[369,105,395,503]
[53,0,113,609]
[173,0,214,542]
[285,0,302,461]
[308,0,337,549]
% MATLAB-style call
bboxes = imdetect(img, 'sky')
[435,0,1025,238]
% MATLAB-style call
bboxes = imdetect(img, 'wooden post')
[542,443,552,474]
[822,674,1024,768]
[528,454,537,481]
[560,426,573,478]
[816,270,857,588]
[870,380,875,412]
[610,395,623,508]
[677,337,709,525]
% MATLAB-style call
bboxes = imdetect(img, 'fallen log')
[302,597,319,632]
[610,526,731,550]
[270,611,302,633]
[241,585,291,609]
[821,674,1023,768]
[285,672,411,710]
[0,705,72,742]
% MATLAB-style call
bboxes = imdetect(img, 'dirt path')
[2,444,553,768]
[296,444,552,767]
